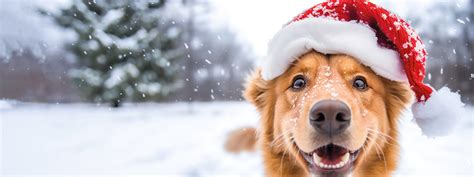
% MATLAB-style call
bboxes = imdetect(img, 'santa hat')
[261,0,464,137]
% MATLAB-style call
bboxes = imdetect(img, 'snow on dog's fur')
[226,51,413,177]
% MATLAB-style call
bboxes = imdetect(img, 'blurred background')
[0,0,473,176]
[0,0,472,105]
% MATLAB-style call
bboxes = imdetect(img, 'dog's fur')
[225,51,413,177]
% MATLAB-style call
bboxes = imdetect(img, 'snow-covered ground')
[0,101,473,177]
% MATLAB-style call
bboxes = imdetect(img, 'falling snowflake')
[456,19,465,24]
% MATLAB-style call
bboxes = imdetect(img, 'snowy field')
[0,101,473,177]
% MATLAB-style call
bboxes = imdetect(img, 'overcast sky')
[213,1,319,56]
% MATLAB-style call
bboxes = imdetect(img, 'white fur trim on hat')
[412,86,465,137]
[262,17,408,82]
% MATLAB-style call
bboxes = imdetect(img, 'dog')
[226,51,413,177]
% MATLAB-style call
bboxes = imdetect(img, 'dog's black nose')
[310,100,351,136]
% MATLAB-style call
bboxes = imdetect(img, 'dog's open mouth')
[300,144,360,174]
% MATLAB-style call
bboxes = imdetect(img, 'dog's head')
[245,51,412,176]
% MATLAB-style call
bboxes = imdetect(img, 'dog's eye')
[352,76,368,91]
[291,75,306,91]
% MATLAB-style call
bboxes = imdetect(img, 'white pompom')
[411,87,465,137]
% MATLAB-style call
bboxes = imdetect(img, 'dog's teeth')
[313,153,322,164]
[313,152,351,169]
[313,154,327,169]
[342,152,350,164]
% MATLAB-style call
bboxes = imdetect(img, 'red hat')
[261,0,464,137]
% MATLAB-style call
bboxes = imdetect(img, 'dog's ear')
[243,69,270,111]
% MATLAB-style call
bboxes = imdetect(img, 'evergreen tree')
[43,0,184,107]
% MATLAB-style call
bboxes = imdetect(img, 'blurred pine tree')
[43,0,184,107]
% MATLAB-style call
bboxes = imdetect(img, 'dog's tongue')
[315,144,348,165]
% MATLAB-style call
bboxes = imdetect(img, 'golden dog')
[226,51,413,177]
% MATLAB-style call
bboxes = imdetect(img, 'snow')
[104,63,140,89]
[1,102,473,177]
[0,100,16,110]
[456,18,466,24]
